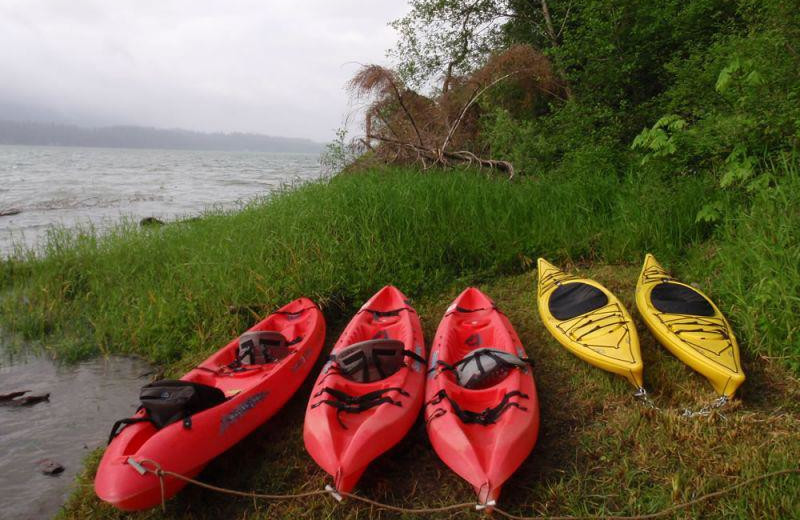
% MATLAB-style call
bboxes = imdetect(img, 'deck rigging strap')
[310,386,410,429]
[425,389,529,426]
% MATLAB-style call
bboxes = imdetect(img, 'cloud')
[0,0,408,141]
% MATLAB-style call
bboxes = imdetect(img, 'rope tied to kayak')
[126,457,798,518]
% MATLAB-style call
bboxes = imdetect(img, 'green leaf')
[696,201,724,223]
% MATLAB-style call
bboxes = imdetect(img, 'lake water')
[0,145,323,255]
[0,353,153,520]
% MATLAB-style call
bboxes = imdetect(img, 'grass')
[686,157,800,372]
[57,266,800,519]
[0,166,712,364]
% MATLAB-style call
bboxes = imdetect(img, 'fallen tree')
[349,45,564,178]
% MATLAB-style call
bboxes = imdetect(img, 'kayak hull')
[635,254,744,397]
[94,298,325,511]
[304,285,426,493]
[537,258,643,388]
[426,288,539,504]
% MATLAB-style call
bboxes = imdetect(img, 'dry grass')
[59,265,800,519]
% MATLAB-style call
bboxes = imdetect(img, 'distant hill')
[0,120,324,153]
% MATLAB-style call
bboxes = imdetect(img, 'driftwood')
[0,208,22,217]
[0,390,50,406]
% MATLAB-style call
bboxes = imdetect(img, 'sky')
[0,1,410,142]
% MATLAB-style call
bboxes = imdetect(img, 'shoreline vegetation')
[1,165,798,519]
[1,0,799,517]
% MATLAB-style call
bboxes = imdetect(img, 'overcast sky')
[0,1,409,142]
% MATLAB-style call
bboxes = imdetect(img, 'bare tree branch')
[440,71,519,156]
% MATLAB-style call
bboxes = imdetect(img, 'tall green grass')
[688,156,800,371]
[0,166,712,363]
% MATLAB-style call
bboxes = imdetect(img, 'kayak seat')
[548,282,608,320]
[235,331,297,365]
[431,348,531,390]
[650,282,715,316]
[333,338,408,383]
[455,348,530,389]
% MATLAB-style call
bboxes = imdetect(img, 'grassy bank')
[59,267,800,519]
[0,166,712,363]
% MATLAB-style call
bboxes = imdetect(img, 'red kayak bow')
[304,285,426,493]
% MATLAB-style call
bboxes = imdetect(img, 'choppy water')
[0,145,322,255]
[0,353,153,519]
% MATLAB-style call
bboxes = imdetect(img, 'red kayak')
[425,288,539,505]
[95,297,325,510]
[304,285,426,493]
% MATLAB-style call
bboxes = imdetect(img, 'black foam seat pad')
[650,282,715,316]
[548,282,609,320]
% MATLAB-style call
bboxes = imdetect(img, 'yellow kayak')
[635,254,744,397]
[537,258,643,389]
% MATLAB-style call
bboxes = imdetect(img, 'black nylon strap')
[425,389,529,426]
[428,349,531,375]
[403,349,427,365]
[311,386,410,429]
[358,307,416,317]
[311,396,401,429]
[108,416,152,445]
[313,386,410,403]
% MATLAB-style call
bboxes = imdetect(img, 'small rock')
[140,217,165,227]
[38,459,64,476]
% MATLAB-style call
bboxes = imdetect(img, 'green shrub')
[688,155,800,370]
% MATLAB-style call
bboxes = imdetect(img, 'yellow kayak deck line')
[635,254,744,397]
[537,258,643,389]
